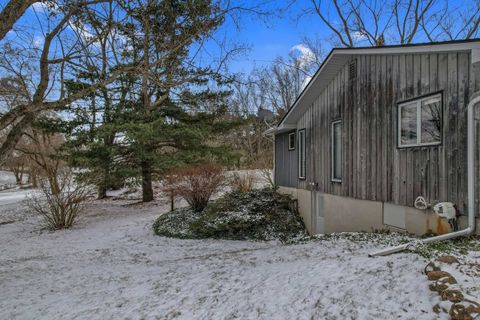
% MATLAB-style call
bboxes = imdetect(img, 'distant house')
[268,40,480,235]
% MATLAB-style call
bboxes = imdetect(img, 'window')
[331,120,342,182]
[298,129,306,179]
[288,132,295,150]
[398,93,442,148]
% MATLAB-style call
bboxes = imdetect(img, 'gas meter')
[433,202,456,220]
[433,202,458,231]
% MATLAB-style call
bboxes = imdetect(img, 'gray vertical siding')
[274,132,298,188]
[275,51,480,216]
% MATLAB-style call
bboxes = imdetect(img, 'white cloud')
[68,19,96,42]
[290,44,316,69]
[33,35,44,48]
[351,31,368,41]
[31,1,59,12]
[301,75,312,90]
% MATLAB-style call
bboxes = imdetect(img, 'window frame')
[331,119,342,183]
[397,92,443,149]
[288,132,295,150]
[298,129,306,180]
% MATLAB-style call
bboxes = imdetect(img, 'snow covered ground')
[0,188,442,320]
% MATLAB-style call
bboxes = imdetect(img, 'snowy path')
[0,189,31,205]
[0,196,440,320]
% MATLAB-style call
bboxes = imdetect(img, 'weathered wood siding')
[274,132,298,188]
[282,51,479,216]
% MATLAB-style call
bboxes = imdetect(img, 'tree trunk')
[0,0,38,41]
[141,160,153,202]
[49,176,60,195]
[98,186,107,199]
[13,168,21,184]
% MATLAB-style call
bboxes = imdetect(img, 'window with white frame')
[398,93,442,148]
[298,129,306,179]
[331,120,342,182]
[288,132,295,150]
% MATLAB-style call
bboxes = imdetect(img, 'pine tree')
[113,0,236,202]
[58,0,239,202]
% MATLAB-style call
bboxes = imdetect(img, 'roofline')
[276,38,480,130]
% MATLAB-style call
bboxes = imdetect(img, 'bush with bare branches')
[26,170,91,230]
[231,171,256,192]
[163,163,226,212]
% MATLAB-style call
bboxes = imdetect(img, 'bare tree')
[300,0,480,47]
[0,0,38,41]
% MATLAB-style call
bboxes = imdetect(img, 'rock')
[441,289,464,303]
[429,282,448,292]
[436,255,459,264]
[424,261,440,274]
[427,270,453,281]
[466,304,480,314]
[450,304,473,320]
[432,304,442,314]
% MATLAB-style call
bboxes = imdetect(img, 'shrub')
[260,168,275,189]
[153,207,200,239]
[230,171,256,192]
[153,188,309,243]
[26,170,91,230]
[163,163,226,212]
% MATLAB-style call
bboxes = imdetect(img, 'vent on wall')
[349,59,357,80]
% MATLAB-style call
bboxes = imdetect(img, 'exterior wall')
[293,51,479,218]
[274,132,298,188]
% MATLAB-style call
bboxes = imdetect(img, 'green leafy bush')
[153,188,309,243]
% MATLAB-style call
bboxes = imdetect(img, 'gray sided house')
[270,40,480,236]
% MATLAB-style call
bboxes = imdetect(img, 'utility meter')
[433,202,457,220]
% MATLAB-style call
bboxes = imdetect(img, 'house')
[269,39,480,236]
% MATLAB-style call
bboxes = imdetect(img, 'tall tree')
[300,0,480,47]
[0,0,38,41]
[113,0,238,202]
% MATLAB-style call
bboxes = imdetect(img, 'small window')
[288,132,295,150]
[298,129,306,179]
[398,93,442,148]
[331,120,342,182]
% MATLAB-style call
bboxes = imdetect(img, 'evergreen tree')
[59,0,239,202]
[114,0,236,202]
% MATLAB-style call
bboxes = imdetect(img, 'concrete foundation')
[321,193,384,233]
[277,187,479,236]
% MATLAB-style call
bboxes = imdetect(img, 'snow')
[0,170,29,191]
[0,170,18,187]
[0,189,441,320]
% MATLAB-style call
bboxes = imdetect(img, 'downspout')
[369,92,480,257]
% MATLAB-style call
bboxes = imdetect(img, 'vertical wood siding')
[274,132,298,188]
[282,51,478,216]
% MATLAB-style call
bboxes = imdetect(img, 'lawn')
[0,187,447,320]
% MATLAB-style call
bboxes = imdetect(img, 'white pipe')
[369,92,480,257]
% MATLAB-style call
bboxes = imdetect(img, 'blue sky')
[1,1,328,75]
[219,2,328,74]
